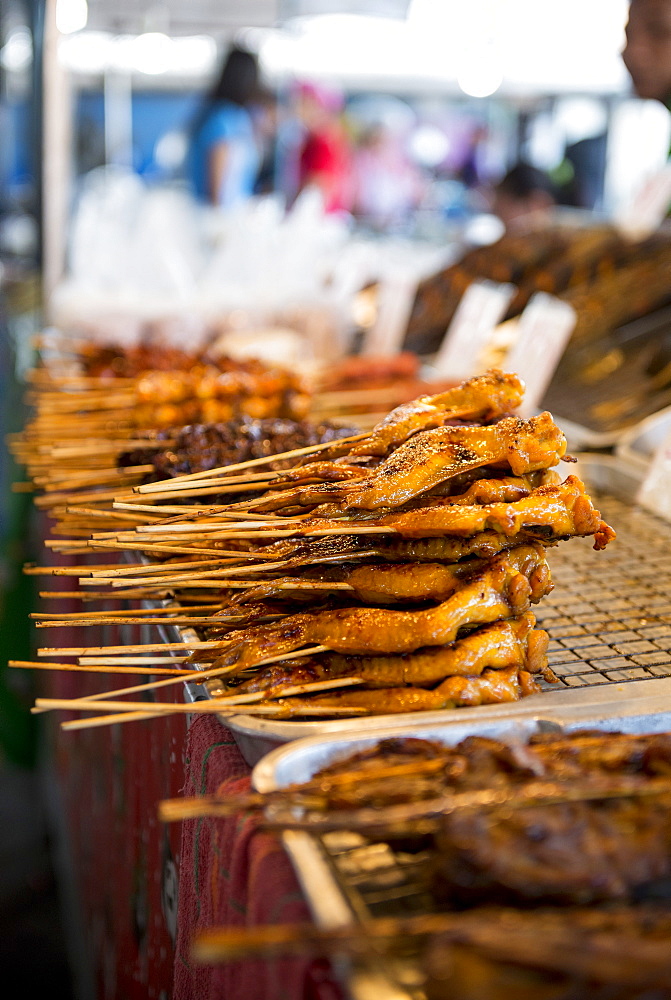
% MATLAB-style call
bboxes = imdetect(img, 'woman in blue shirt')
[188,46,262,208]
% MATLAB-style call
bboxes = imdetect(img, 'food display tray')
[196,452,671,765]
[252,705,671,1000]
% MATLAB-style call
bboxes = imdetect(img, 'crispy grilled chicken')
[198,544,552,672]
[348,370,526,458]
[340,412,568,510]
[293,476,615,551]
[267,665,542,717]
[228,613,551,697]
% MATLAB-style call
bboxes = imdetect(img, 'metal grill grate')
[536,494,671,688]
[319,831,435,999]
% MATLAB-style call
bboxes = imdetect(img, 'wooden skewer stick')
[48,440,173,457]
[32,604,221,620]
[24,563,128,576]
[38,589,179,601]
[112,499,288,518]
[110,502,205,515]
[34,616,222,628]
[62,507,165,524]
[198,676,364,707]
[38,677,363,716]
[77,656,192,665]
[91,581,353,600]
[83,557,243,578]
[131,519,305,535]
[88,541,250,558]
[85,558,291,586]
[60,703,368,731]
[37,639,222,656]
[116,481,281,501]
[190,916,419,963]
[133,433,367,493]
[35,645,330,709]
[36,487,144,508]
[10,660,197,676]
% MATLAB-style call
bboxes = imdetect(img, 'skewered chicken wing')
[265,664,542,716]
[229,613,551,697]
[296,476,615,550]
[251,412,567,512]
[349,370,525,458]
[199,544,552,672]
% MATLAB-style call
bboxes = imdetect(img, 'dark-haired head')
[492,162,558,228]
[495,163,558,202]
[207,46,260,107]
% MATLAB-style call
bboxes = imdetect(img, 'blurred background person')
[622,0,671,107]
[186,45,265,208]
[490,161,559,230]
[350,121,426,231]
[291,81,354,215]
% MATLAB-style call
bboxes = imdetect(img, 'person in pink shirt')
[293,82,354,215]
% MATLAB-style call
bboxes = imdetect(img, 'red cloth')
[173,714,344,1000]
[299,127,353,214]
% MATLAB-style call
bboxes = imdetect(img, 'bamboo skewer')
[60,703,368,731]
[33,645,330,711]
[10,660,198,676]
[133,433,367,493]
[36,677,364,717]
[37,639,222,656]
[31,604,221,619]
[82,557,244,577]
[34,616,224,627]
[24,562,130,576]
[159,776,671,831]
[87,541,253,558]
[81,559,294,586]
[38,589,190,601]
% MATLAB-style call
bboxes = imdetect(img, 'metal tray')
[203,452,671,765]
[252,707,671,1000]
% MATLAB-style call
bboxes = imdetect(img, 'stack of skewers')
[19,370,616,729]
[159,727,671,1000]
[8,333,315,505]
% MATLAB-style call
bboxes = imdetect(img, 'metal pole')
[41,0,72,319]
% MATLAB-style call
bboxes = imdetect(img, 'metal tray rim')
[252,687,671,794]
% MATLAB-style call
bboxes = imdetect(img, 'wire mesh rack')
[317,829,436,999]
[536,493,671,690]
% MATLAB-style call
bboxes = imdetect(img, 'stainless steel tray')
[252,706,671,1000]
[204,452,671,765]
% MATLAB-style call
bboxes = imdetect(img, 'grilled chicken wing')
[261,665,541,716]
[199,544,552,672]
[349,370,526,458]
[229,613,551,697]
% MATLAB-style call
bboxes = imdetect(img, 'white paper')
[505,292,577,415]
[637,424,671,522]
[615,164,671,240]
[432,279,515,380]
[362,272,419,357]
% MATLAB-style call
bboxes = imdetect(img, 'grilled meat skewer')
[197,543,551,672]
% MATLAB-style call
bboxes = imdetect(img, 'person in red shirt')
[293,82,354,215]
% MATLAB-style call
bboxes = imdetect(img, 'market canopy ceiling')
[61,0,632,96]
